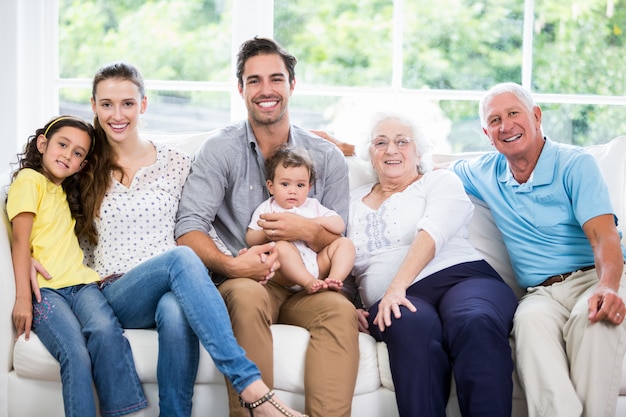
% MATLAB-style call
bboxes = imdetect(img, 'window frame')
[3,0,625,172]
[39,0,626,128]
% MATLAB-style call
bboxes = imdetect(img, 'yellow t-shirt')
[7,169,99,289]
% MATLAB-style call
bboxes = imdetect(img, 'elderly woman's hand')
[373,287,417,332]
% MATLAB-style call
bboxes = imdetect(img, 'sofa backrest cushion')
[583,136,626,246]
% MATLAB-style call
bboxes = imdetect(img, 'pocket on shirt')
[533,193,570,227]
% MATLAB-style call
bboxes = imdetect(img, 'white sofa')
[1,132,625,417]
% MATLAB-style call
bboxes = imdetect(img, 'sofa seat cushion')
[13,324,384,395]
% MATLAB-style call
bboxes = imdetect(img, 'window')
[58,0,233,132]
[56,0,626,153]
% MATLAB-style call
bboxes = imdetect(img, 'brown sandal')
[239,390,308,417]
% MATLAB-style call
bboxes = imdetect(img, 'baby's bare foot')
[324,278,343,291]
[305,279,326,294]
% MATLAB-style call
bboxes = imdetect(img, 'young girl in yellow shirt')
[8,116,146,417]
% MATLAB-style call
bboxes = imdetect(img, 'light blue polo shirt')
[451,137,625,288]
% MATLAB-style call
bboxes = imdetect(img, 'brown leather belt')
[97,273,124,290]
[540,265,596,287]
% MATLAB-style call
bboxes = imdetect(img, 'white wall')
[0,0,20,174]
[1,0,58,174]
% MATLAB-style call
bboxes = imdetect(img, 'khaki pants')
[513,269,626,417]
[218,278,359,417]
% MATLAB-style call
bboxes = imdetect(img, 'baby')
[246,145,355,294]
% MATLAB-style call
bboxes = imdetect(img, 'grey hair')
[357,112,433,175]
[478,82,537,129]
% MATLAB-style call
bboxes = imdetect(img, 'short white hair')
[478,82,537,128]
[358,112,433,175]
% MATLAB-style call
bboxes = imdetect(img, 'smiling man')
[451,82,626,417]
[175,37,357,417]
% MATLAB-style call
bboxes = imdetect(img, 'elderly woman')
[346,113,518,417]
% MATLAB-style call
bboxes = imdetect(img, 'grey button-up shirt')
[175,120,349,258]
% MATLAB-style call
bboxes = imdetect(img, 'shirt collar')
[245,121,260,152]
[244,119,295,152]
[498,137,554,187]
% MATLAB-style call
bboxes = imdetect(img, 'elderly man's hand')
[588,285,625,325]
[311,130,355,157]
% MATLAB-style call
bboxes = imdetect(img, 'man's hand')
[356,309,370,334]
[581,214,625,325]
[233,242,280,284]
[258,211,311,243]
[588,285,625,324]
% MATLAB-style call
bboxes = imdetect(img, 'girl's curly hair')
[12,115,100,242]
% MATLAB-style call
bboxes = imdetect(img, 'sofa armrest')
[0,172,16,416]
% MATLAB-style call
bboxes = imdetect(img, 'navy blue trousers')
[368,260,518,417]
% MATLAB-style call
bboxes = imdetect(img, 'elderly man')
[451,82,626,417]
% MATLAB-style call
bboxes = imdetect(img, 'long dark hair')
[12,116,99,241]
[87,62,146,244]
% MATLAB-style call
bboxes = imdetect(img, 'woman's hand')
[373,287,417,332]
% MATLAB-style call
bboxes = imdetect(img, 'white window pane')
[403,0,524,90]
[58,0,232,82]
[539,103,626,146]
[533,0,626,95]
[54,0,626,150]
[274,0,395,86]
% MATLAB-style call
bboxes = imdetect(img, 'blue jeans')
[101,246,261,417]
[368,260,518,417]
[33,284,147,417]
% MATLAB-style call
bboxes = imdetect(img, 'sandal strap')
[239,389,309,417]
[239,390,275,409]
[267,396,296,416]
